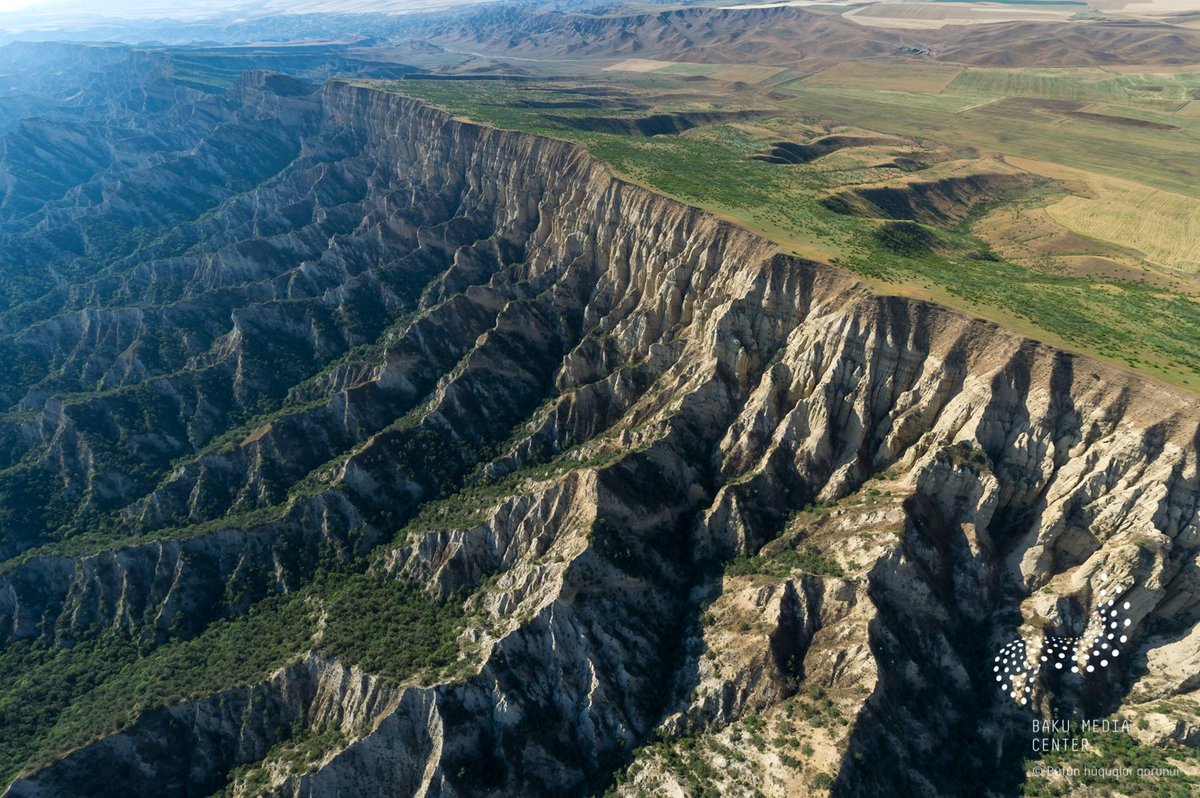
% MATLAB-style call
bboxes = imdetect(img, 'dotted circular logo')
[993,572,1133,707]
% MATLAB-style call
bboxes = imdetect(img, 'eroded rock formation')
[0,72,1197,797]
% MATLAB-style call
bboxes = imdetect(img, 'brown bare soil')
[977,206,1116,261]
[1067,110,1181,129]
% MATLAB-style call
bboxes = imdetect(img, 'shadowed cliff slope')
[0,65,1197,798]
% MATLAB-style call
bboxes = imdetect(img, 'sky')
[0,0,495,37]
[0,0,503,40]
[0,0,450,19]
[0,1,258,19]
[0,0,262,13]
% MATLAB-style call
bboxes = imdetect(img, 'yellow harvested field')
[601,59,734,78]
[804,60,964,93]
[602,60,785,83]
[1012,157,1200,272]
[1046,191,1200,272]
[709,64,786,84]
[602,59,675,73]
[844,2,1072,28]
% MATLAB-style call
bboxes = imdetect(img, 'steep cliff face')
[1,76,1197,797]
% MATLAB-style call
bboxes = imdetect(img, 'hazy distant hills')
[5,0,1197,70]
[0,7,1197,796]
[418,4,1200,68]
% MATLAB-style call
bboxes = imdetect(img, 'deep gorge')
[0,69,1197,797]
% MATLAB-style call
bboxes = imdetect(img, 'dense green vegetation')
[0,593,313,782]
[873,220,940,256]
[0,571,466,785]
[320,572,466,681]
[726,543,845,579]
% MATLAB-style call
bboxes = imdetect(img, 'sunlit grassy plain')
[374,62,1200,389]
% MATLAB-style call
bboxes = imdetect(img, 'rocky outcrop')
[0,74,1197,798]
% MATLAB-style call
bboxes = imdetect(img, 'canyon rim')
[0,3,1198,797]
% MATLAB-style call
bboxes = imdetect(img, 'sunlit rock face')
[0,56,1196,798]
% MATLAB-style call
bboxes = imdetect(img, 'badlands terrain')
[0,1,1198,796]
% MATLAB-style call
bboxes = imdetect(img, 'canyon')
[0,44,1197,797]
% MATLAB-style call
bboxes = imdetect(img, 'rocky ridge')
[0,74,1197,797]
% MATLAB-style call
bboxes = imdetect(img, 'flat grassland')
[777,69,1200,197]
[376,59,1200,390]
[803,60,965,92]
[944,67,1134,102]
[708,64,788,83]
